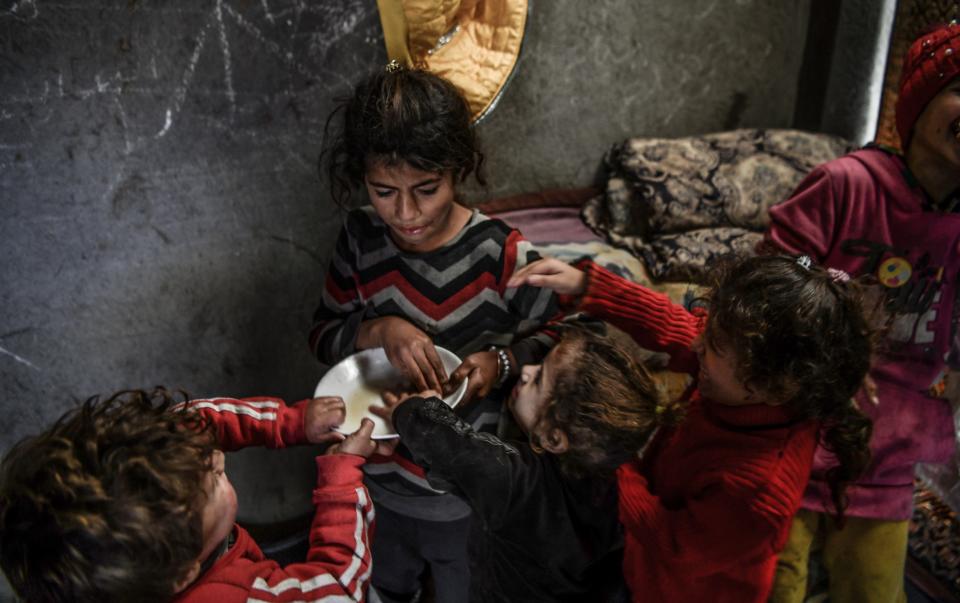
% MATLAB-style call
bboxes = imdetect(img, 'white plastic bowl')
[314,346,467,439]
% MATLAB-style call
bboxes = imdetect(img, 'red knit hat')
[895,20,960,146]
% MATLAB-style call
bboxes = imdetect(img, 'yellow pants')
[770,508,908,603]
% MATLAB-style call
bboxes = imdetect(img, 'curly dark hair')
[532,329,677,479]
[703,255,875,521]
[320,67,485,208]
[0,388,217,602]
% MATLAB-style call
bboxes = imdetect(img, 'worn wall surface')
[0,0,874,598]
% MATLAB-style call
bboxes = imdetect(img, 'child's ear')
[172,560,201,595]
[540,427,569,455]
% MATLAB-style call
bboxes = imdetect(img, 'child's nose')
[395,193,419,221]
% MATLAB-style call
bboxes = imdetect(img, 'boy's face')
[364,160,462,253]
[909,77,960,173]
[691,329,758,407]
[198,450,238,562]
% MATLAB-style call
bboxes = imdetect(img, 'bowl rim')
[315,346,468,440]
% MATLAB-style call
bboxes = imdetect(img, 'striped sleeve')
[184,397,308,451]
[501,230,562,367]
[245,455,374,602]
[310,223,366,365]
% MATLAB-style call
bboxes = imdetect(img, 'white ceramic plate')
[314,347,467,439]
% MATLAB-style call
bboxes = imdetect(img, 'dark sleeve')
[393,396,535,529]
[501,230,562,367]
[308,221,367,364]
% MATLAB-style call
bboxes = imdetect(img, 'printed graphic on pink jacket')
[766,146,960,520]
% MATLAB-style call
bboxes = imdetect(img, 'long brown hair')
[703,255,875,521]
[0,388,217,602]
[534,329,678,479]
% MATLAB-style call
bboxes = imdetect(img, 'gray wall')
[0,0,878,599]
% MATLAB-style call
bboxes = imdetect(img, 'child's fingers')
[399,353,430,392]
[375,438,400,456]
[335,419,378,457]
[459,367,485,405]
[369,404,392,420]
[314,430,347,444]
[507,258,561,287]
[447,362,470,390]
[411,348,443,392]
[424,343,448,385]
[508,258,585,295]
[305,397,347,443]
[313,396,346,413]
[355,417,376,439]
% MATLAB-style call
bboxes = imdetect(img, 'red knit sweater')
[577,262,819,603]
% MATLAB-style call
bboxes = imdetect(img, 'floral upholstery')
[582,129,857,281]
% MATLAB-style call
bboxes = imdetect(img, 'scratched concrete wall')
[0,0,873,598]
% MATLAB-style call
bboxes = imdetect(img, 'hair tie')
[385,59,403,73]
[796,255,813,270]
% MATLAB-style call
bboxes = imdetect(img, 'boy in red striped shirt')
[0,388,385,603]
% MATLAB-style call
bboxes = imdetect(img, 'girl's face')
[909,77,960,174]
[691,330,759,407]
[364,159,467,253]
[507,349,558,436]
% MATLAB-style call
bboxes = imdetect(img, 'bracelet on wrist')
[489,346,512,387]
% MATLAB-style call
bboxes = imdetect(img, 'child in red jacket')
[509,254,876,602]
[0,388,386,603]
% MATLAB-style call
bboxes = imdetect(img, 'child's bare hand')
[327,419,390,458]
[304,396,347,444]
[369,316,448,392]
[447,351,497,404]
[370,389,440,426]
[507,257,586,296]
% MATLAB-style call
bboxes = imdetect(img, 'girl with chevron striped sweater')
[311,66,562,602]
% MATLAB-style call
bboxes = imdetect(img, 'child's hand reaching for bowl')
[371,390,442,430]
[447,350,499,404]
[358,316,448,392]
[327,419,397,457]
[304,396,347,444]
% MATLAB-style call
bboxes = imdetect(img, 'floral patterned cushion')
[583,129,856,281]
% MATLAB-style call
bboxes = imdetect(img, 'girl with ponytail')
[508,254,876,603]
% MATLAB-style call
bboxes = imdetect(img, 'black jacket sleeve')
[393,396,537,529]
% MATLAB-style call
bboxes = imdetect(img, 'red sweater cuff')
[280,399,310,445]
[314,454,365,490]
[617,462,658,530]
[577,261,701,370]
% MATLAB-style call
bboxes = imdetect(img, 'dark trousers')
[371,503,471,603]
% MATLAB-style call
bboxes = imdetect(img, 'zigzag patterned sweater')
[310,206,559,521]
